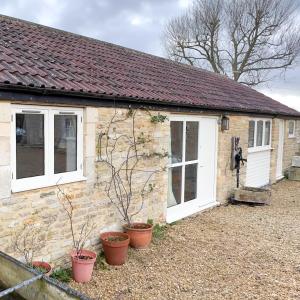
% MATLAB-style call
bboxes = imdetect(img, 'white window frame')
[11,105,85,192]
[248,118,272,153]
[288,120,296,138]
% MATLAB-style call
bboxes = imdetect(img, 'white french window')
[11,105,84,192]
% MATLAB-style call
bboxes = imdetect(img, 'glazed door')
[167,116,217,223]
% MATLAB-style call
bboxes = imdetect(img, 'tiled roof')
[0,15,299,117]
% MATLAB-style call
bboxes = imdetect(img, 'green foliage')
[148,183,155,193]
[127,107,134,117]
[50,268,72,283]
[147,219,154,226]
[147,219,168,242]
[95,251,108,270]
[137,132,148,144]
[153,223,168,240]
[150,114,168,124]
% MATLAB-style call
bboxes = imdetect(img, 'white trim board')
[167,201,220,223]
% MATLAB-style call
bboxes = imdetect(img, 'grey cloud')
[1,0,178,55]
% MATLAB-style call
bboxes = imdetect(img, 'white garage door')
[167,116,218,223]
[246,119,272,187]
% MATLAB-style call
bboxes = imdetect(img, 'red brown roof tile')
[0,14,299,117]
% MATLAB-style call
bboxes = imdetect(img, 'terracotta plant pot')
[70,249,97,283]
[32,261,52,276]
[124,223,153,249]
[100,232,130,265]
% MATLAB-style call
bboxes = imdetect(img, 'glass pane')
[167,166,182,207]
[170,121,183,164]
[248,121,255,148]
[185,121,199,161]
[16,113,44,179]
[256,121,263,146]
[54,115,77,174]
[289,121,294,135]
[184,164,197,202]
[264,121,271,145]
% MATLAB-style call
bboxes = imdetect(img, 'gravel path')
[71,180,300,300]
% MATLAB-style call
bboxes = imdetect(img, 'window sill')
[11,176,87,193]
[248,146,272,154]
[288,135,295,139]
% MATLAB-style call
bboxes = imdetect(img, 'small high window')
[288,120,296,138]
[12,106,84,192]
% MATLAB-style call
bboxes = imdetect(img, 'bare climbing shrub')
[12,220,51,265]
[56,183,95,257]
[96,107,168,226]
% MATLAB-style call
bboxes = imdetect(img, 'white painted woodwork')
[167,116,218,223]
[276,120,284,180]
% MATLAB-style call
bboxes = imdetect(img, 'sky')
[0,0,300,111]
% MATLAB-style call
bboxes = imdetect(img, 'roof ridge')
[0,15,174,62]
[0,14,299,116]
[0,14,228,78]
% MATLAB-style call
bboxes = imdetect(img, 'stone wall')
[0,100,299,266]
[270,118,280,183]
[216,115,250,202]
[0,102,11,199]
[217,116,300,201]
[0,103,169,266]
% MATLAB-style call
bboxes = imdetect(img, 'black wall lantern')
[221,115,230,131]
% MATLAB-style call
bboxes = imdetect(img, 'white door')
[276,120,284,180]
[246,119,272,187]
[167,116,218,223]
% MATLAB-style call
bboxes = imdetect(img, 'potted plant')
[123,222,153,249]
[57,184,96,283]
[97,108,167,250]
[13,222,52,275]
[100,232,130,265]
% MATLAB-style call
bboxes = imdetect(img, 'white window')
[288,120,296,138]
[248,119,272,150]
[11,105,84,192]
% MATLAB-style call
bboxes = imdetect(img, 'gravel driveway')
[72,180,300,300]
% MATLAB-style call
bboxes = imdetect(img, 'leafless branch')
[96,108,168,226]
[12,217,55,265]
[56,181,95,257]
[164,0,300,86]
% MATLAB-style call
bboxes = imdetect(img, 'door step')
[288,167,300,181]
[231,187,271,205]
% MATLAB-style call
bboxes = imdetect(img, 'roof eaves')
[1,83,300,118]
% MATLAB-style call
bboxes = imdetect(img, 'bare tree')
[96,108,168,226]
[164,0,300,86]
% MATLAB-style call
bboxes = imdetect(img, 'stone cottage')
[0,15,299,265]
